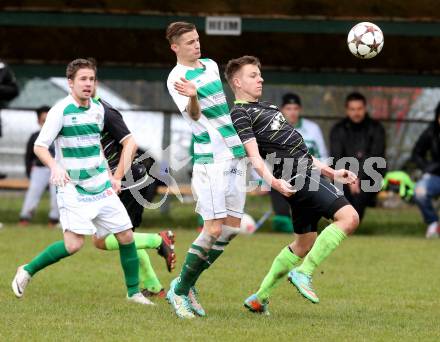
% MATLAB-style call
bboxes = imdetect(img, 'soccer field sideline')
[1,227,439,341]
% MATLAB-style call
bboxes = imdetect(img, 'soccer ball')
[347,22,384,59]
[239,213,256,235]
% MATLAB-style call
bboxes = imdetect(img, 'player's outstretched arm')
[174,77,201,120]
[244,139,295,197]
[312,156,357,184]
[34,145,70,187]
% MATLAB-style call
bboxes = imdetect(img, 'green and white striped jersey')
[167,58,245,164]
[35,94,111,195]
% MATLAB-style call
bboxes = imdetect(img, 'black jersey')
[100,99,133,172]
[25,131,55,177]
[230,101,313,179]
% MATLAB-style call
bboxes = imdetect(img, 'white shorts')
[57,183,132,238]
[191,158,247,220]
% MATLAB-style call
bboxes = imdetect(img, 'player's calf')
[289,232,317,258]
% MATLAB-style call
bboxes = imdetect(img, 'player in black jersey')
[92,97,176,298]
[225,56,360,313]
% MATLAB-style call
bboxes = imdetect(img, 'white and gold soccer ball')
[347,22,384,59]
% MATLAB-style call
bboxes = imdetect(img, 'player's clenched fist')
[334,169,357,185]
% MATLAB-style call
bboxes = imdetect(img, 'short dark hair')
[345,92,367,106]
[224,55,261,88]
[66,58,97,80]
[36,105,50,119]
[281,93,301,107]
[166,22,196,44]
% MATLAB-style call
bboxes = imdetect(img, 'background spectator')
[19,106,59,226]
[412,101,440,238]
[330,92,386,221]
[280,93,328,159]
[0,59,19,179]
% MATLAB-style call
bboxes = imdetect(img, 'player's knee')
[65,239,84,254]
[341,208,359,235]
[206,225,222,238]
[414,185,427,202]
[92,236,106,250]
[115,229,133,244]
[220,225,240,242]
[212,227,223,238]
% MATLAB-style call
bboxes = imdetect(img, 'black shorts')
[118,161,158,229]
[285,174,349,234]
[270,188,291,216]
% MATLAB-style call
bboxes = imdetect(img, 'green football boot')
[244,294,270,315]
[288,269,319,304]
[166,278,195,319]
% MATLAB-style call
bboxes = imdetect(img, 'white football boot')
[425,221,439,239]
[12,265,31,298]
[127,292,155,305]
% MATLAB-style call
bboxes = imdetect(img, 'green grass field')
[0,190,428,235]
[1,227,440,341]
[1,191,439,341]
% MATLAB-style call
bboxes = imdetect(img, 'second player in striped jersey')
[165,21,246,319]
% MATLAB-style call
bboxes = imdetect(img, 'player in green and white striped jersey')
[165,22,247,319]
[11,59,151,305]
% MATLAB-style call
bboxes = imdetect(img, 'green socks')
[189,225,238,287]
[175,232,217,296]
[272,215,294,233]
[256,247,301,301]
[104,233,162,294]
[174,250,208,296]
[24,240,70,276]
[196,214,204,228]
[23,238,142,297]
[105,233,162,250]
[137,249,163,293]
[118,241,140,297]
[296,224,347,276]
[186,240,225,288]
[254,224,347,301]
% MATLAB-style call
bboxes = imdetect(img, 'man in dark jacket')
[0,59,19,179]
[412,101,440,238]
[330,92,386,221]
[0,59,18,110]
[19,106,59,226]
